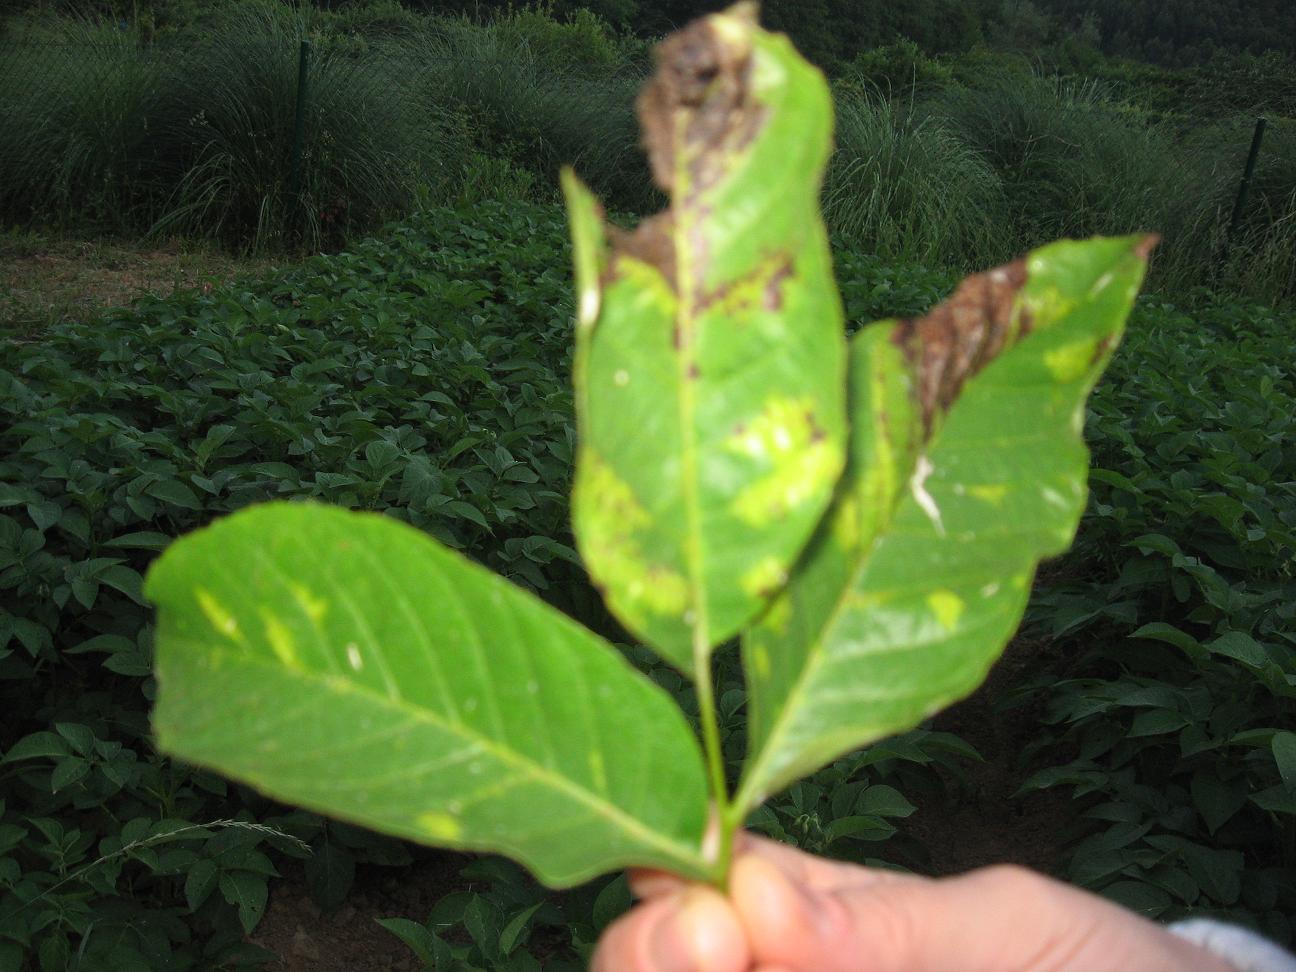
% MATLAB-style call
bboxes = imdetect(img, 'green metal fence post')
[288,39,311,238]
[1222,117,1267,255]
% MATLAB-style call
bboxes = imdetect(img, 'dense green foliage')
[3,1,1293,302]
[0,204,584,968]
[0,2,653,250]
[4,199,1293,966]
[1034,0,1296,64]
[1016,295,1296,939]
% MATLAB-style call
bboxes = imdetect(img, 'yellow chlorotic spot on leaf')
[927,590,965,632]
[728,396,841,526]
[1044,341,1096,383]
[417,812,462,841]
[830,494,861,551]
[288,582,328,626]
[639,567,689,616]
[741,556,788,598]
[1024,286,1076,333]
[614,256,676,313]
[968,483,1008,505]
[750,642,771,681]
[196,589,241,640]
[259,609,299,667]
[588,749,608,793]
[761,595,793,636]
[579,451,649,533]
[576,451,688,627]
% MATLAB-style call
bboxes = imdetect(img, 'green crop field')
[2,200,1293,967]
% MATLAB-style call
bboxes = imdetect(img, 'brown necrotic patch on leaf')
[892,258,1029,437]
[608,215,677,291]
[761,256,795,311]
[637,4,767,199]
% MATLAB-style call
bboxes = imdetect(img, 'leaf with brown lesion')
[737,235,1157,813]
[563,3,847,672]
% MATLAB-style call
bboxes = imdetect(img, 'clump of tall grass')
[919,72,1296,300]
[823,84,1009,268]
[0,23,163,232]
[401,13,654,213]
[144,1,472,249]
[0,1,652,247]
[927,74,1180,247]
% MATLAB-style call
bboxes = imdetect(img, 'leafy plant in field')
[0,204,590,967]
[144,1,1152,900]
[1011,295,1296,942]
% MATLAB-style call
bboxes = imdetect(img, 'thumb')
[729,854,1232,972]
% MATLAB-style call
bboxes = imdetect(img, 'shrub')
[928,73,1178,246]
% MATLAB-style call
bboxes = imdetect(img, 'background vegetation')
[1,0,1294,299]
[2,0,1294,967]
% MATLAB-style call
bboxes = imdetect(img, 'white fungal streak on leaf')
[346,642,363,671]
[909,455,945,536]
[614,369,630,387]
[1040,487,1067,509]
[1091,271,1115,294]
[579,287,600,327]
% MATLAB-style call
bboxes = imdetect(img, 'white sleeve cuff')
[1169,919,1296,972]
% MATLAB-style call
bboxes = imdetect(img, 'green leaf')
[146,501,711,886]
[563,5,847,671]
[856,785,916,818]
[499,902,544,956]
[50,757,89,792]
[1191,770,1247,835]
[1208,631,1269,668]
[1272,731,1296,788]
[103,531,173,552]
[1129,622,1205,661]
[824,815,894,844]
[305,840,355,911]
[185,859,218,912]
[147,479,202,510]
[375,918,448,968]
[219,870,269,933]
[737,235,1154,813]
[2,731,71,762]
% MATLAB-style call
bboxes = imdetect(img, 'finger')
[628,868,689,901]
[734,833,917,893]
[592,886,752,972]
[733,856,1218,972]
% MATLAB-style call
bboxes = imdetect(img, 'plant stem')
[694,634,734,887]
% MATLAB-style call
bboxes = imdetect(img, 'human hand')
[592,834,1238,972]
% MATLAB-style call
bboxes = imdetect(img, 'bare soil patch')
[0,233,273,337]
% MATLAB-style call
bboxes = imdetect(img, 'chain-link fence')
[1,32,1292,298]
[0,33,652,248]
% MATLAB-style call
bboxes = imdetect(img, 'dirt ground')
[249,854,466,972]
[0,233,273,336]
